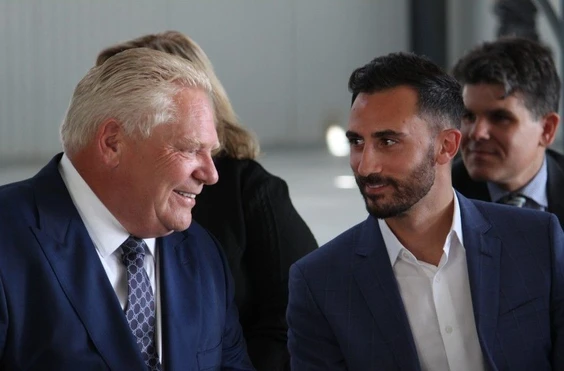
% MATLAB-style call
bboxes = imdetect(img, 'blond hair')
[96,31,260,159]
[61,48,212,155]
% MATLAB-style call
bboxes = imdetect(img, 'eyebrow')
[486,108,514,117]
[177,137,221,152]
[345,129,406,139]
[177,137,201,148]
[464,108,514,117]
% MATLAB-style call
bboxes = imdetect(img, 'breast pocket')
[197,341,222,371]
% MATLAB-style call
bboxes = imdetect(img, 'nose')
[194,152,219,185]
[352,146,382,177]
[466,117,490,141]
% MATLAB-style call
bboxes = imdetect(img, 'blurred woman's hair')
[97,31,260,159]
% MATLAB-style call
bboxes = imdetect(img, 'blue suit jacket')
[0,155,255,371]
[287,194,564,370]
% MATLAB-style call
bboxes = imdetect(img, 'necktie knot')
[121,236,146,267]
[498,193,527,208]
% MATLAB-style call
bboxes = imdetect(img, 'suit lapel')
[159,229,200,369]
[458,194,501,368]
[353,217,421,371]
[546,152,564,226]
[30,155,145,370]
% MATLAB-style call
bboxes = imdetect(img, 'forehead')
[462,83,528,113]
[155,87,218,145]
[348,86,424,132]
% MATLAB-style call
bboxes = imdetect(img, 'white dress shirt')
[378,191,484,371]
[58,154,162,362]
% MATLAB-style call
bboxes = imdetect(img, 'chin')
[466,167,497,182]
[169,216,194,232]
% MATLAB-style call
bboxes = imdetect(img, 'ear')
[436,129,461,165]
[96,118,124,167]
[539,112,560,147]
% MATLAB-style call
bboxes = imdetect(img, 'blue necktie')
[121,236,161,371]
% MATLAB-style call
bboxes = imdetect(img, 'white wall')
[0,0,409,165]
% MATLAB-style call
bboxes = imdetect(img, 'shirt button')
[402,251,410,259]
[445,325,453,334]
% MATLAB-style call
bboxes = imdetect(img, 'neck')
[385,181,455,266]
[499,151,545,192]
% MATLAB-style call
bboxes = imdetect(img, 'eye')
[462,112,476,124]
[381,138,397,147]
[488,112,512,124]
[347,137,364,146]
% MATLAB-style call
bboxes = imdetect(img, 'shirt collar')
[58,153,156,258]
[487,155,548,208]
[379,189,463,266]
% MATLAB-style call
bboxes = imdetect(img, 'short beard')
[355,145,436,219]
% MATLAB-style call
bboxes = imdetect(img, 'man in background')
[451,37,564,225]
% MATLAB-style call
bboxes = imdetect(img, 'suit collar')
[457,193,500,368]
[159,226,205,369]
[353,217,421,371]
[31,154,147,370]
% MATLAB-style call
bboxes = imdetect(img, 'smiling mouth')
[366,184,386,189]
[174,190,196,199]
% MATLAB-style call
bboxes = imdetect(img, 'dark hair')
[452,37,560,118]
[349,52,465,131]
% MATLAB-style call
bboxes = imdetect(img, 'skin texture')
[346,86,460,265]
[73,87,220,238]
[461,83,559,191]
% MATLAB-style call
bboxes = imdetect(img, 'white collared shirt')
[58,154,162,362]
[378,191,484,371]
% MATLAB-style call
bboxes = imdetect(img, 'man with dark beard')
[286,52,564,371]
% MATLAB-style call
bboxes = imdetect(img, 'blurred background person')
[97,31,319,371]
[451,37,564,225]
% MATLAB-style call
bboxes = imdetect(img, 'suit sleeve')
[550,214,564,368]
[287,263,347,370]
[242,176,318,371]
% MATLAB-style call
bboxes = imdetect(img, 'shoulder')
[0,178,35,222]
[216,156,289,195]
[547,148,564,168]
[293,221,365,274]
[463,196,556,236]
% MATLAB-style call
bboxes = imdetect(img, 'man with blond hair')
[0,48,254,370]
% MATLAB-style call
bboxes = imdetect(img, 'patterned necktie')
[121,236,161,371]
[498,193,527,208]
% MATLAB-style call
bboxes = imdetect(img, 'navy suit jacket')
[0,155,255,371]
[287,194,564,370]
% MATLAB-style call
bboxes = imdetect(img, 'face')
[347,87,437,219]
[118,87,219,236]
[460,83,546,190]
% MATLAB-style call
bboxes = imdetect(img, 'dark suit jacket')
[287,194,564,370]
[193,156,318,371]
[452,148,564,228]
[0,154,254,371]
